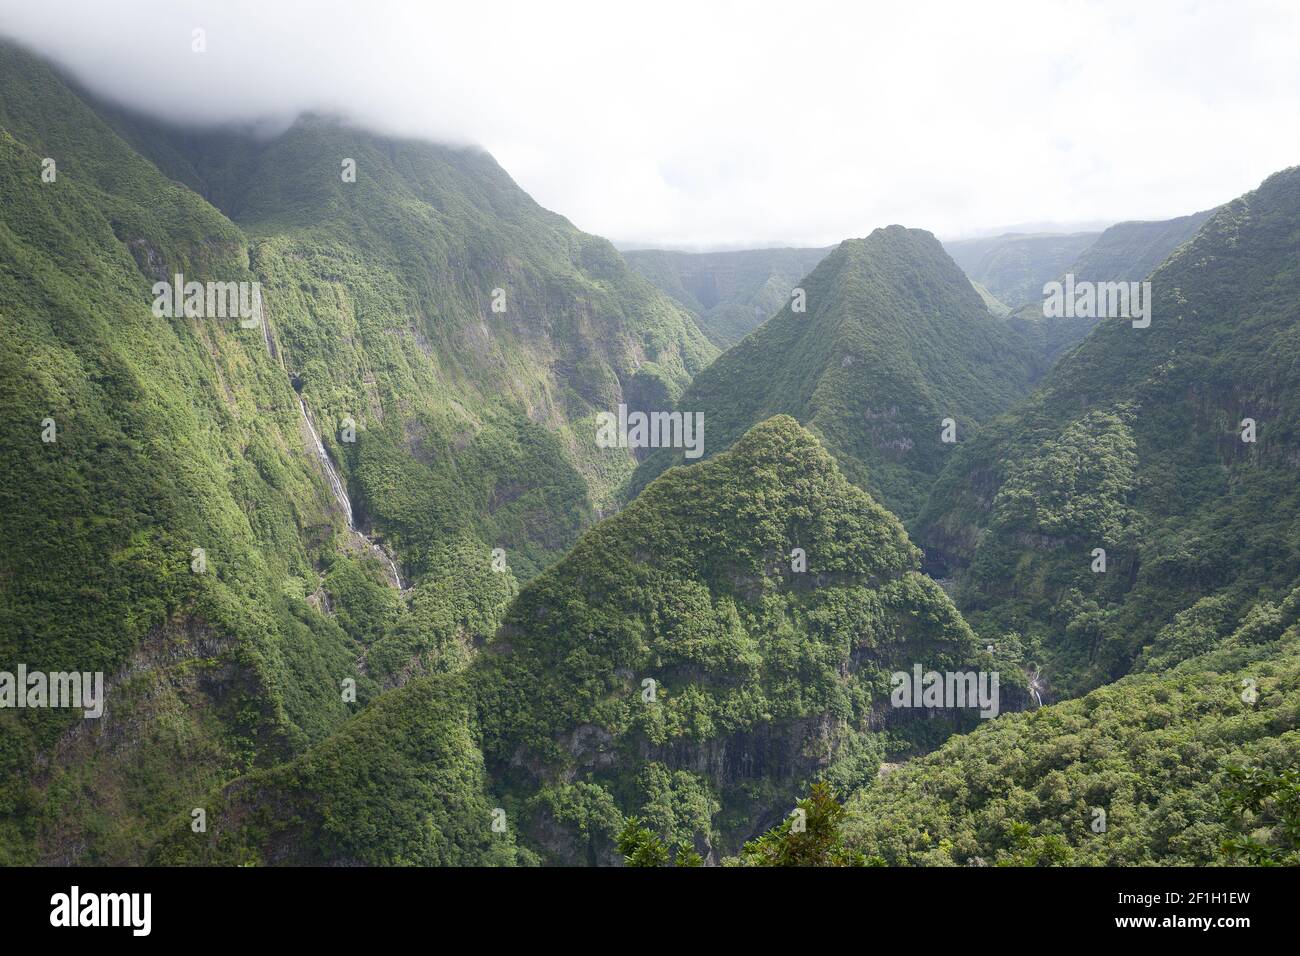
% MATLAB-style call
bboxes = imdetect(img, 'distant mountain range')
[623,246,831,348]
[944,230,1101,309]
[1000,209,1218,366]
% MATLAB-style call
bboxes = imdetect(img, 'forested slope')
[631,227,1038,523]
[916,168,1300,697]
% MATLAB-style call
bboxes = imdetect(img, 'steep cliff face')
[0,38,713,863]
[107,108,718,570]
[0,39,372,863]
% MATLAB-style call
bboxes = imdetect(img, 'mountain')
[0,37,713,863]
[944,231,1100,309]
[104,109,718,560]
[5,30,1297,874]
[630,227,1039,523]
[915,167,1300,697]
[624,246,831,348]
[0,38,361,864]
[1061,209,1217,284]
[158,417,1013,865]
[1004,209,1219,366]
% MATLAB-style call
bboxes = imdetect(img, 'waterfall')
[297,398,404,591]
[1027,668,1045,708]
[370,542,404,591]
[299,399,354,528]
[261,312,403,591]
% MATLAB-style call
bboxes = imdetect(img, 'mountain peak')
[630,220,1037,520]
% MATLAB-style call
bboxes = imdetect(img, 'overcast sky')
[3,0,1299,248]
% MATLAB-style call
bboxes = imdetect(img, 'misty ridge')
[0,1,1299,908]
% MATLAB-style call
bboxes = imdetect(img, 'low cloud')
[5,0,1300,247]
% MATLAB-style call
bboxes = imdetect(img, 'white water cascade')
[1027,668,1045,708]
[299,399,353,527]
[256,308,404,592]
[297,398,404,591]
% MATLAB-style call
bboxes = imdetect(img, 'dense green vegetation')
[152,674,528,866]
[842,588,1300,865]
[1220,764,1300,865]
[624,246,831,348]
[0,39,370,863]
[917,167,1300,698]
[108,104,717,550]
[151,416,1007,865]
[0,38,712,864]
[1057,211,1215,288]
[1004,209,1218,367]
[736,782,874,866]
[5,35,1300,870]
[616,817,704,866]
[474,416,1012,862]
[631,227,1039,523]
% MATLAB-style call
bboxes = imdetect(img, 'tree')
[738,782,875,866]
[616,817,703,867]
[1220,765,1300,865]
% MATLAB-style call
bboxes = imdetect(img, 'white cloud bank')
[2,0,1299,247]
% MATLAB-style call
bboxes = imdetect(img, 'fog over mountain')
[3,0,1299,248]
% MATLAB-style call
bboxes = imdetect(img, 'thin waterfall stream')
[296,398,405,591]
[258,307,403,591]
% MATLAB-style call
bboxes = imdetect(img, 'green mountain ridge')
[944,230,1101,310]
[4,32,1299,872]
[629,226,1039,523]
[843,578,1300,865]
[0,38,364,862]
[157,416,1018,865]
[1004,208,1219,367]
[916,166,1300,697]
[0,37,714,863]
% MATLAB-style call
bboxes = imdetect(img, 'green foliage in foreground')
[736,782,877,867]
[618,782,874,868]
[616,816,703,867]
[841,592,1300,865]
[1220,765,1300,865]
